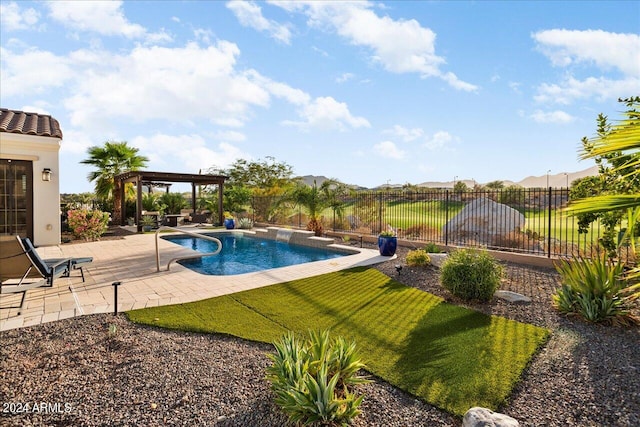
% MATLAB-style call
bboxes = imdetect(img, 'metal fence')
[250,188,630,260]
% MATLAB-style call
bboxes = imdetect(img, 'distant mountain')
[295,175,331,186]
[297,166,599,190]
[413,165,599,189]
[517,165,598,188]
[294,175,366,190]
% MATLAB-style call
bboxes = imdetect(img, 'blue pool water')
[162,232,350,275]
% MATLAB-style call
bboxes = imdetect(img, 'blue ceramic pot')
[378,236,397,256]
[224,218,235,229]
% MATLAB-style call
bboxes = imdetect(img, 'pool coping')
[1,228,394,331]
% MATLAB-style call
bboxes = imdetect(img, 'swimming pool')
[162,232,352,275]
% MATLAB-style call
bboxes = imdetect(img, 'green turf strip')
[127,267,549,416]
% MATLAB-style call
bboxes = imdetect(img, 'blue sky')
[1,1,639,193]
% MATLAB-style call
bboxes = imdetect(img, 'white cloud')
[532,29,640,105]
[534,75,640,104]
[46,0,172,43]
[271,1,477,91]
[226,0,292,44]
[0,47,75,97]
[212,130,246,142]
[533,29,640,76]
[424,131,455,150]
[0,2,40,31]
[336,72,354,83]
[59,129,95,155]
[194,28,214,44]
[131,134,246,173]
[383,125,424,142]
[508,81,522,94]
[530,110,575,124]
[283,96,370,131]
[373,140,405,159]
[60,42,271,130]
[246,70,311,105]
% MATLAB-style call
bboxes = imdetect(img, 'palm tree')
[566,97,640,293]
[288,179,346,236]
[81,141,148,224]
[566,97,640,243]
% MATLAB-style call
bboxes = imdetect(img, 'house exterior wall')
[0,132,62,246]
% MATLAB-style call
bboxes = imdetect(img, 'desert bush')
[423,242,443,253]
[553,255,639,326]
[67,209,109,241]
[440,249,503,302]
[406,249,431,266]
[265,330,369,426]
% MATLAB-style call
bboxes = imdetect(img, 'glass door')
[0,159,33,240]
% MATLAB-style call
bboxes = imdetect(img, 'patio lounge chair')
[21,237,93,282]
[191,213,209,226]
[0,236,71,315]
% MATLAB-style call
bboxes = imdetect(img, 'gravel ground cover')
[1,242,638,427]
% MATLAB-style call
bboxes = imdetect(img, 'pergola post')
[218,181,224,226]
[136,177,143,232]
[119,180,126,226]
[191,183,197,214]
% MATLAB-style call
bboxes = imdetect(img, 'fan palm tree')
[81,141,148,224]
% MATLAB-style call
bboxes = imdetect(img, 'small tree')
[485,180,504,190]
[454,181,468,194]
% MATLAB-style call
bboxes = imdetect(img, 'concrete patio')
[0,229,389,331]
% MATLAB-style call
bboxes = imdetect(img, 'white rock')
[443,198,525,245]
[495,290,532,303]
[463,407,519,427]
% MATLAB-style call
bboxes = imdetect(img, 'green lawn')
[127,268,549,416]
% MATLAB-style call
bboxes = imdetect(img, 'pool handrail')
[154,226,223,272]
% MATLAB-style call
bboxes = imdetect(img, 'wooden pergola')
[115,171,228,231]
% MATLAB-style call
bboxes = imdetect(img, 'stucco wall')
[0,132,62,246]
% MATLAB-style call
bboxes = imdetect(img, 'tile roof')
[0,108,63,139]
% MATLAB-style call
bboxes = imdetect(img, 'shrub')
[236,217,254,229]
[159,192,186,214]
[265,330,369,426]
[67,209,109,241]
[423,242,443,253]
[406,249,431,266]
[440,249,503,302]
[553,255,639,326]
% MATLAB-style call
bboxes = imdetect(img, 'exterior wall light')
[42,168,52,181]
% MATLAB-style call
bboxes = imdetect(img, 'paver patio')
[0,229,387,331]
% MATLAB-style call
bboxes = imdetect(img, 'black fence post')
[547,187,552,258]
[378,192,383,234]
[445,190,450,247]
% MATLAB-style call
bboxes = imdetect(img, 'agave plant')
[236,217,254,229]
[553,255,638,326]
[265,330,369,425]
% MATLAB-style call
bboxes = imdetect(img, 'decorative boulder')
[463,407,519,427]
[443,197,525,245]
